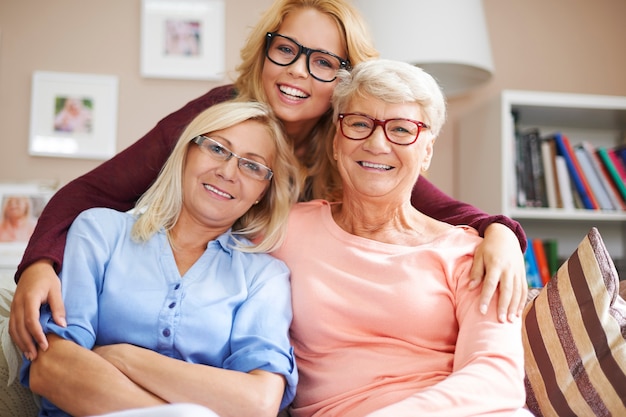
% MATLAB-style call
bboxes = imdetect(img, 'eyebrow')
[209,135,271,165]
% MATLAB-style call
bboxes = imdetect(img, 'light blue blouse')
[21,208,297,416]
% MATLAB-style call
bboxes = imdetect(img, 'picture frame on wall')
[140,0,225,80]
[0,183,56,268]
[29,71,119,160]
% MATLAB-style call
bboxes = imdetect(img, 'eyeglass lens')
[265,32,348,82]
[193,136,273,180]
[339,114,426,145]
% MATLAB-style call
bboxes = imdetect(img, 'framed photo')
[29,71,119,160]
[0,183,57,268]
[140,0,225,80]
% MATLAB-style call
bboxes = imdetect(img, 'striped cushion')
[522,227,626,416]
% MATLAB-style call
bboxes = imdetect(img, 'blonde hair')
[234,0,378,200]
[132,100,303,253]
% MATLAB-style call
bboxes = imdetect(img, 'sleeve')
[15,85,237,281]
[20,209,113,389]
[366,258,527,417]
[224,257,298,410]
[41,209,119,348]
[411,176,527,252]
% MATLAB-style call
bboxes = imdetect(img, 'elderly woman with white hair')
[272,59,529,417]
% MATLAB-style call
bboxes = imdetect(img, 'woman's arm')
[412,176,528,319]
[15,84,236,279]
[95,344,285,417]
[10,85,237,359]
[411,176,526,250]
[365,260,527,417]
[29,335,166,416]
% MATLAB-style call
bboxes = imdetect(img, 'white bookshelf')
[458,90,626,265]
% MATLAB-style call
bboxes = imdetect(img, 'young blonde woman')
[10,0,527,363]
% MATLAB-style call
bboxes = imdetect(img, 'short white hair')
[332,59,446,137]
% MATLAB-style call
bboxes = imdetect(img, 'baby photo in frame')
[29,71,118,160]
[140,0,225,80]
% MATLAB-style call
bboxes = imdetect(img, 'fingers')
[467,255,485,290]
[48,286,67,328]
[479,271,510,323]
[516,277,528,317]
[8,259,60,360]
[9,294,47,360]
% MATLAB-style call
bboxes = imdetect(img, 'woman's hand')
[9,260,67,360]
[468,223,527,322]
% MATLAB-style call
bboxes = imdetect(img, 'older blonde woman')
[272,60,528,417]
[20,100,302,417]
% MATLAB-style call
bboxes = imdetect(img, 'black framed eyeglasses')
[338,113,429,146]
[192,135,273,181]
[265,32,350,83]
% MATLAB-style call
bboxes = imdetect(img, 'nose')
[363,125,391,153]
[287,53,309,79]
[216,156,239,180]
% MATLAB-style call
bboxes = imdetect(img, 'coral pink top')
[272,200,526,417]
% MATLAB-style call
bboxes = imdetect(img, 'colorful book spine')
[524,242,543,288]
[574,145,615,210]
[551,133,599,210]
[542,239,559,277]
[532,238,551,286]
[608,148,626,184]
[581,141,625,210]
[597,147,626,202]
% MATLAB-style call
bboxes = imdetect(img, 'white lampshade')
[352,0,495,97]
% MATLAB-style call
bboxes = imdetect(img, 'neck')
[283,118,318,159]
[167,220,227,276]
[331,195,443,246]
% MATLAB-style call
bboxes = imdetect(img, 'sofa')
[1,227,625,417]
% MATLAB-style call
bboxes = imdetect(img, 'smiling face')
[3,196,30,221]
[180,120,274,232]
[262,7,346,140]
[333,95,435,203]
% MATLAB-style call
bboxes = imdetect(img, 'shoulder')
[290,199,329,218]
[191,84,237,108]
[71,208,134,235]
[220,232,290,274]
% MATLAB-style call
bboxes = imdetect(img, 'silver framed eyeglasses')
[265,32,350,83]
[338,113,430,146]
[192,135,273,181]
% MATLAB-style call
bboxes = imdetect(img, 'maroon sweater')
[16,85,526,280]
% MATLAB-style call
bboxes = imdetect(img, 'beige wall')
[1,0,625,201]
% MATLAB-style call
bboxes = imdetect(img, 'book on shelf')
[516,128,546,207]
[524,241,543,288]
[554,155,576,209]
[582,141,626,210]
[551,132,599,210]
[608,147,626,184]
[574,145,616,210]
[532,238,551,286]
[615,144,626,169]
[542,239,559,277]
[597,147,626,203]
[541,138,562,208]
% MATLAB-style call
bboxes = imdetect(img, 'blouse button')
[168,302,176,309]
[174,284,181,290]
[162,328,171,337]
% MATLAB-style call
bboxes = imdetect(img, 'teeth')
[204,184,233,199]
[279,85,308,99]
[360,161,392,170]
